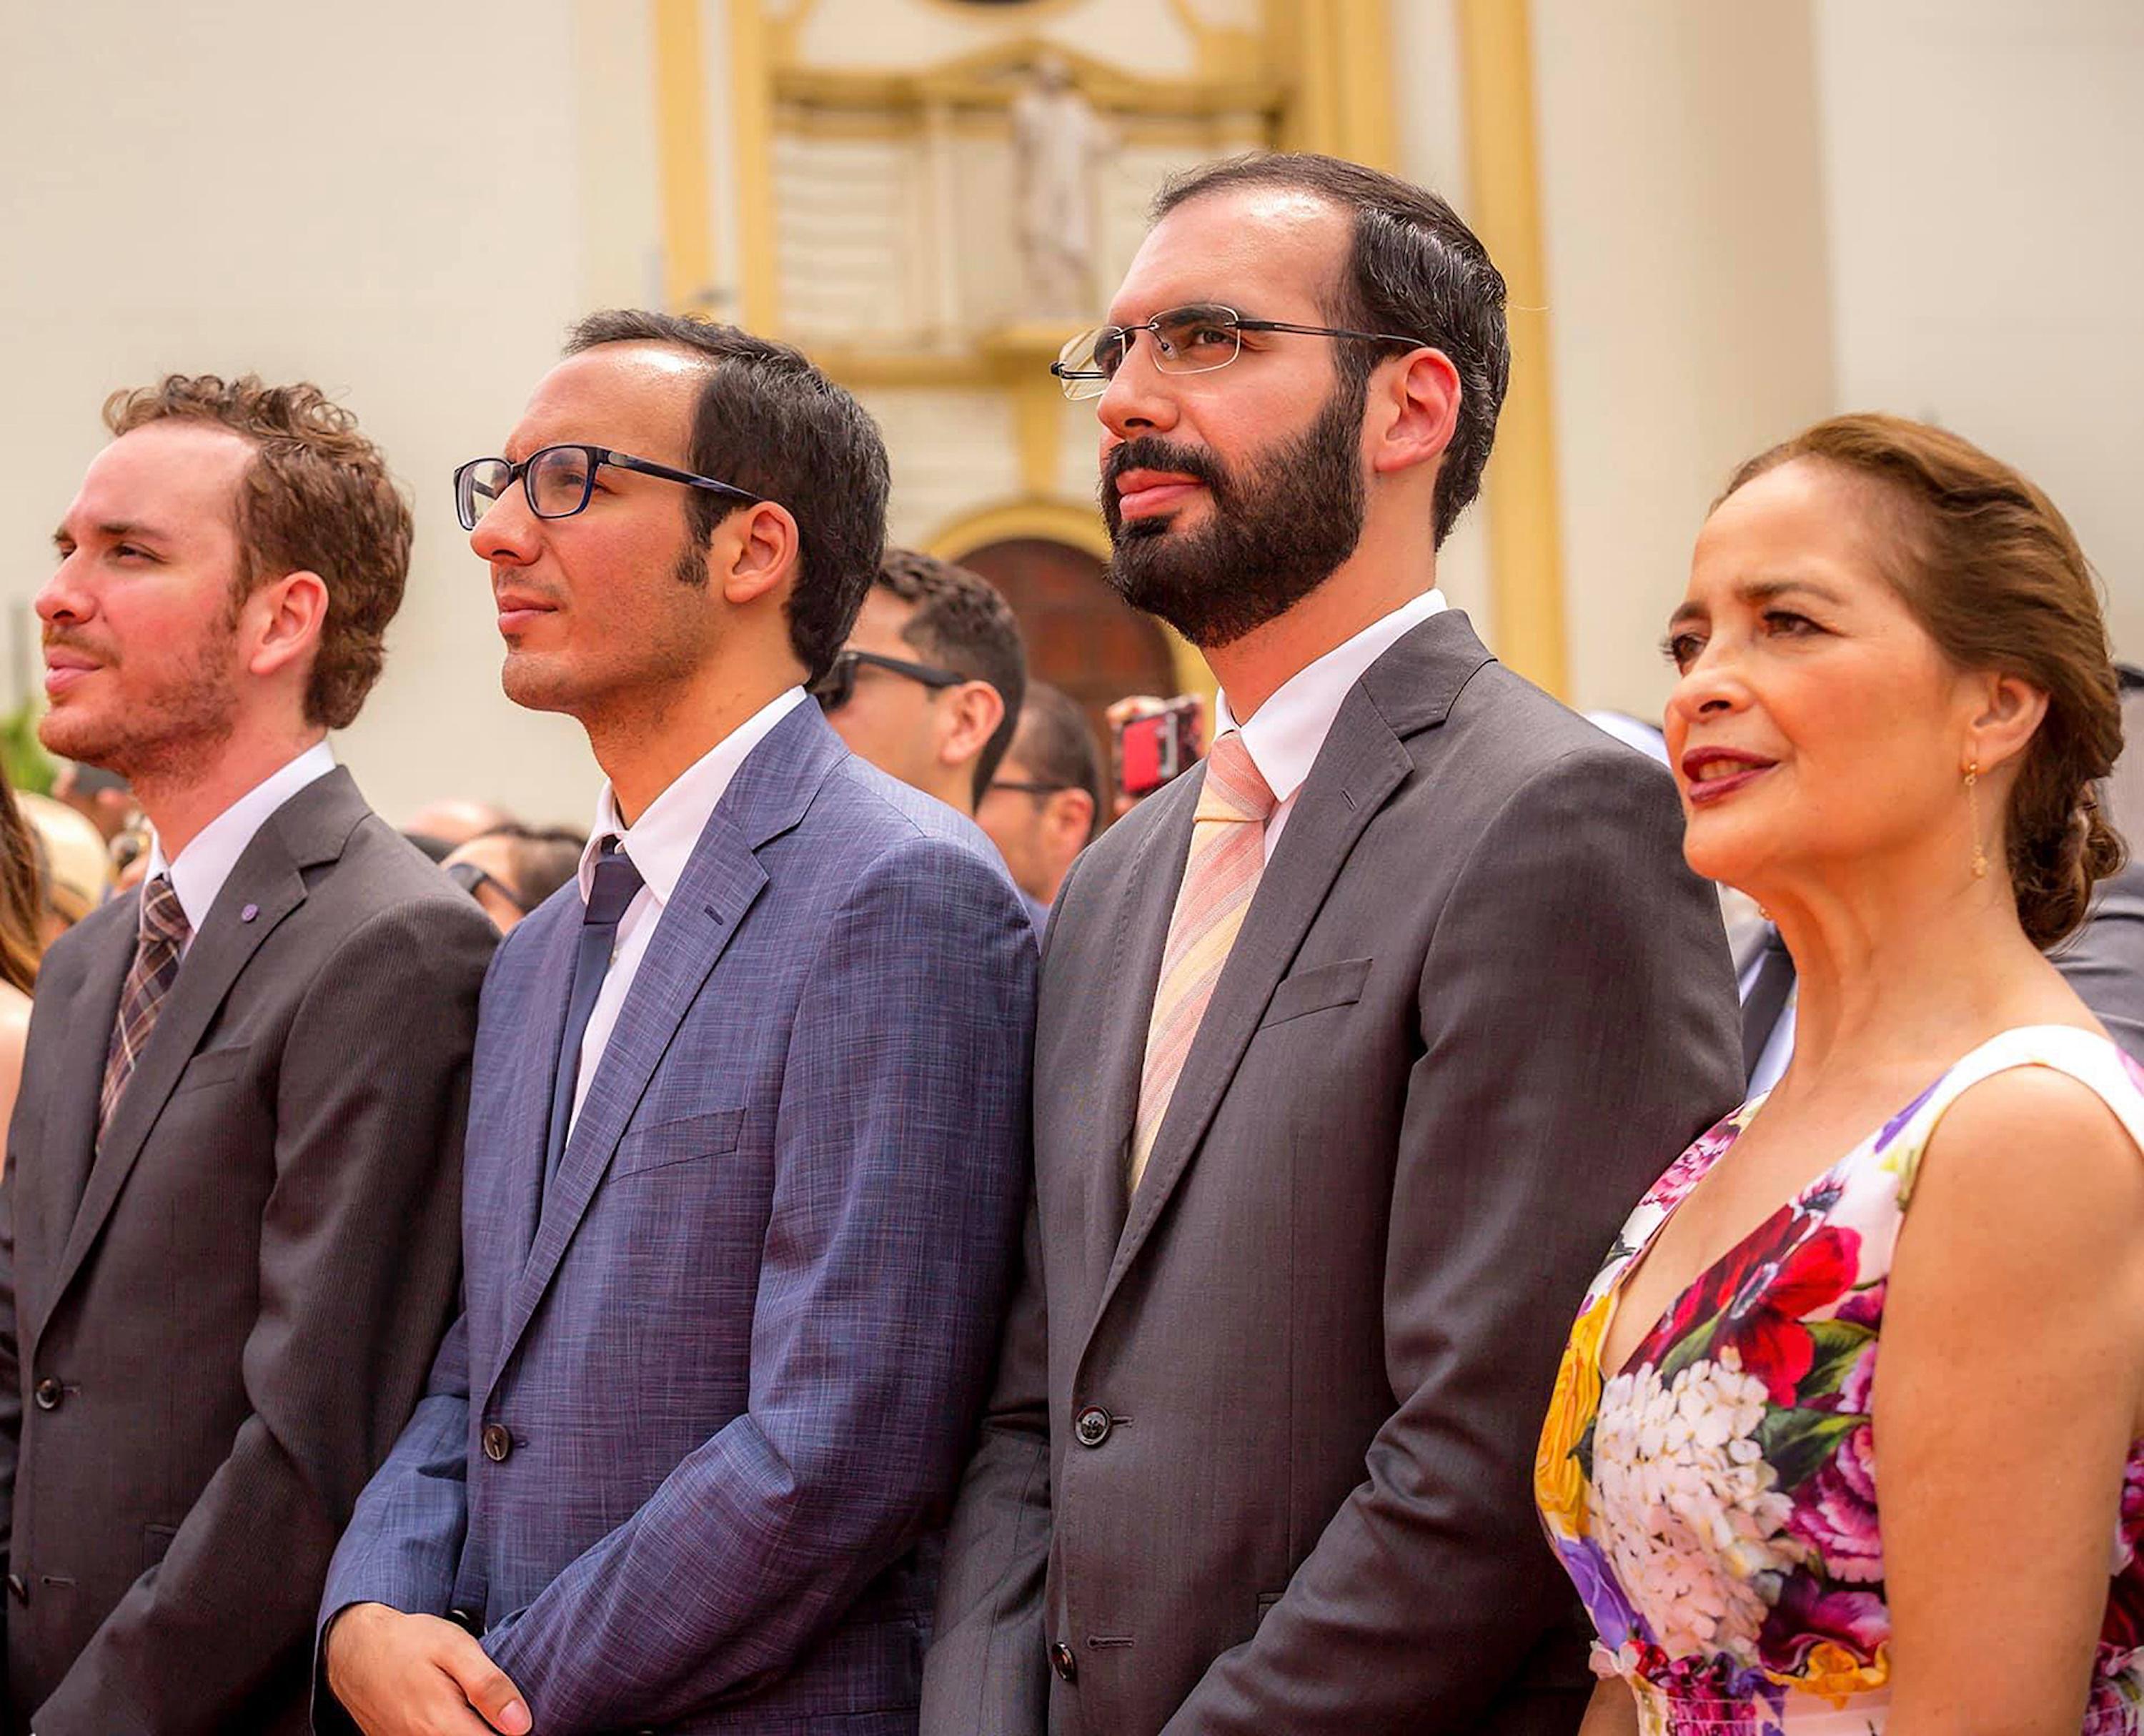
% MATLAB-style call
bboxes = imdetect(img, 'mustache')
[42,628,109,662]
[1101,438,1228,499]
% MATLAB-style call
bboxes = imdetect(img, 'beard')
[38,618,240,786]
[1100,375,1367,650]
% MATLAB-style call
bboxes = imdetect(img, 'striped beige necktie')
[1130,731,1276,1194]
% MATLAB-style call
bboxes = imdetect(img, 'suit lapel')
[31,770,367,1347]
[1086,610,1498,1332]
[25,913,134,1342]
[500,908,582,1277]
[485,703,842,1396]
[1073,778,1197,1296]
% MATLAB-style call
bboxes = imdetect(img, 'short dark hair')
[1013,681,1102,842]
[874,548,1028,803]
[104,375,412,728]
[1151,152,1509,547]
[563,311,891,682]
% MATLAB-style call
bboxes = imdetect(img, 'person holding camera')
[922,153,1743,1735]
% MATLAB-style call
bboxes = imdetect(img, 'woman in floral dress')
[1534,414,2144,1735]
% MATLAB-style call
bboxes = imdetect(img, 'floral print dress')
[1534,1025,2144,1734]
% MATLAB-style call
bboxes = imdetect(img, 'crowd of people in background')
[0,145,2140,1736]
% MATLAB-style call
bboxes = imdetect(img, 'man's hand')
[325,1602,532,1736]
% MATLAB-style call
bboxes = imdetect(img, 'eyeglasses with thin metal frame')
[452,444,765,533]
[986,778,1072,798]
[810,648,969,713]
[1048,302,1424,401]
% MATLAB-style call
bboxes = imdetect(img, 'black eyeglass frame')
[452,443,765,533]
[986,778,1073,798]
[810,648,971,713]
[445,858,532,916]
[1048,303,1425,400]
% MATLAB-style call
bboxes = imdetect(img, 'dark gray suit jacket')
[923,612,1745,1736]
[0,767,495,1735]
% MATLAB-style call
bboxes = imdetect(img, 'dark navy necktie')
[1740,925,1797,1084]
[545,839,645,1190]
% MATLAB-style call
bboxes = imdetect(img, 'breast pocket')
[610,1106,746,1179]
[171,1043,253,1096]
[1257,957,1372,1030]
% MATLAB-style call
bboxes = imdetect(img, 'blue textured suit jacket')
[318,704,1036,1735]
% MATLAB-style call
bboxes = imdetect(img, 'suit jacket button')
[6,1572,24,1604]
[481,1423,512,1463]
[1073,1406,1112,1448]
[33,1377,63,1411]
[1049,1640,1078,1682]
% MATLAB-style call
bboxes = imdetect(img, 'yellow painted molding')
[728,0,780,332]
[651,0,717,313]
[1455,0,1569,697]
[926,498,1111,563]
[1013,377,1062,500]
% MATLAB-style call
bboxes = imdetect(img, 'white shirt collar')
[1214,588,1446,803]
[146,739,338,936]
[577,687,808,908]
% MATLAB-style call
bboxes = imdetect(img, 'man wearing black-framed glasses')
[925,154,1742,1736]
[815,548,1028,824]
[320,313,1034,1736]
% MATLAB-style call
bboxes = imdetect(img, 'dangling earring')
[1965,758,1988,880]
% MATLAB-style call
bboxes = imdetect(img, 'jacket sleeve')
[36,897,493,1736]
[1162,745,1745,1734]
[309,1310,475,1735]
[918,849,1092,1736]
[477,837,1036,1735]
[2055,862,2144,1066]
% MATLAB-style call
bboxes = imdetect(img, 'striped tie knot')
[1196,731,1276,825]
[138,873,189,948]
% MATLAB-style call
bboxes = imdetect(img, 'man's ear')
[1369,347,1461,478]
[937,680,1006,770]
[714,502,800,605]
[1046,785,1096,849]
[244,570,329,683]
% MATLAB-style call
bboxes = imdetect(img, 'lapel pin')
[240,903,259,923]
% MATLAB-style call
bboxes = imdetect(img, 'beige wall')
[1814,0,2144,663]
[0,0,606,827]
[1531,0,1837,721]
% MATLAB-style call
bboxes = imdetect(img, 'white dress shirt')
[1213,587,1446,860]
[566,686,807,1127]
[145,738,338,953]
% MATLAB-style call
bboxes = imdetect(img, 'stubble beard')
[39,620,242,790]
[500,541,717,732]
[1101,376,1369,651]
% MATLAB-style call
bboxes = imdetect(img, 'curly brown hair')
[1722,413,2125,950]
[103,375,412,729]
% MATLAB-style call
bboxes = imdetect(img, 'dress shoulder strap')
[1885,1025,2144,1206]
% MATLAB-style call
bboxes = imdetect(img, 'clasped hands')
[326,1602,532,1736]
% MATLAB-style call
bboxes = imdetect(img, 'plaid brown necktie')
[98,874,191,1139]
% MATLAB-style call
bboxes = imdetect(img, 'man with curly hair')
[0,376,496,1733]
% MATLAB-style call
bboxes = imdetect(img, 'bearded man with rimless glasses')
[317,313,1034,1736]
[922,154,1744,1736]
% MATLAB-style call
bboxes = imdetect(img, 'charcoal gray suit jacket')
[0,767,495,1735]
[923,611,1746,1736]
